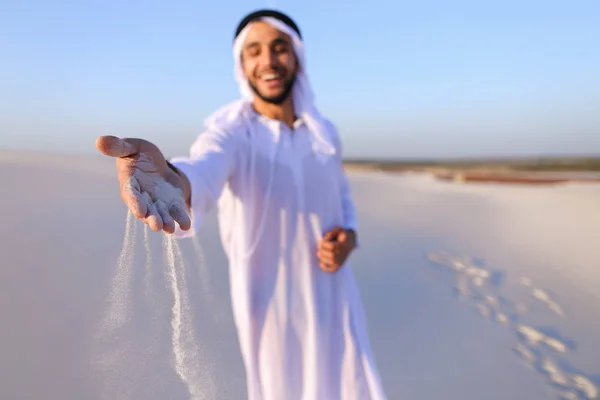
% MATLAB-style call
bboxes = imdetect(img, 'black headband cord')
[233,9,302,41]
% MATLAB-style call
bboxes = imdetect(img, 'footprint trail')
[427,251,599,399]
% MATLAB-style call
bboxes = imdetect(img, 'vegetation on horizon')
[342,156,600,172]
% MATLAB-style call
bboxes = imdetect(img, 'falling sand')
[90,210,220,400]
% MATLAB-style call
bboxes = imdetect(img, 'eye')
[271,38,291,54]
[245,45,260,57]
[273,43,289,53]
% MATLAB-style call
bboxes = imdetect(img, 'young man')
[96,9,387,400]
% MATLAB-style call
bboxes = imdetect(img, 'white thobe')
[170,108,387,400]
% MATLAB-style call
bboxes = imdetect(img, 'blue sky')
[1,0,599,159]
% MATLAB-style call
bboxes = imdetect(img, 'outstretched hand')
[317,226,357,273]
[95,135,191,234]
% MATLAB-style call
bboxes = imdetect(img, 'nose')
[257,47,277,67]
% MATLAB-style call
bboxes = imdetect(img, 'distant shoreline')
[343,156,600,184]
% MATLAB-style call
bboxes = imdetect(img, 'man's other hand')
[317,226,357,273]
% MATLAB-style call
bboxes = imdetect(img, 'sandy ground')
[1,151,599,400]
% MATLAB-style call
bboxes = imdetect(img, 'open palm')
[95,135,191,234]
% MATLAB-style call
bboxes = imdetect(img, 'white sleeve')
[327,121,358,233]
[339,168,358,232]
[168,128,239,238]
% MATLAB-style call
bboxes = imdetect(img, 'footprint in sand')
[513,342,537,368]
[516,325,568,353]
[428,253,513,325]
[539,355,598,399]
[520,277,565,317]
[572,375,599,399]
[513,325,597,399]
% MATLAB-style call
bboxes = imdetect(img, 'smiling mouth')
[260,73,283,83]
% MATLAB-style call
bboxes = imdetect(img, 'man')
[96,9,387,400]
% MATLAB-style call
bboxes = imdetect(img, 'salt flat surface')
[1,151,599,400]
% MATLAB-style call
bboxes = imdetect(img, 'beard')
[248,71,297,105]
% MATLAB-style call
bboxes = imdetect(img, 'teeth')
[262,74,279,81]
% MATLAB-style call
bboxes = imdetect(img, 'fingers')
[133,196,189,234]
[317,230,350,253]
[96,135,138,158]
[121,179,167,235]
[319,241,336,251]
[121,177,148,220]
[317,242,347,273]
[144,202,164,231]
[169,201,191,231]
[141,192,163,231]
[318,257,339,273]
[155,200,175,234]
[323,226,343,241]
[317,246,336,264]
[138,192,187,234]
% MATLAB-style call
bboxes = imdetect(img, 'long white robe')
[170,107,387,400]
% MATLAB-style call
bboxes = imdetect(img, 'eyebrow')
[244,36,291,50]
[272,37,290,45]
[244,42,260,50]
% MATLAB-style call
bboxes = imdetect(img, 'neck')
[252,96,296,128]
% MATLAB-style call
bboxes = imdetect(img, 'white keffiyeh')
[203,16,337,163]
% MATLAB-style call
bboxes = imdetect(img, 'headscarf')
[203,10,337,163]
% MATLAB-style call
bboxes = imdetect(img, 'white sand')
[0,151,599,400]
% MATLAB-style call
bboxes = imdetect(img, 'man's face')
[240,21,299,104]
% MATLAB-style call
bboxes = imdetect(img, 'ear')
[291,50,301,73]
[293,58,301,74]
[240,55,250,78]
